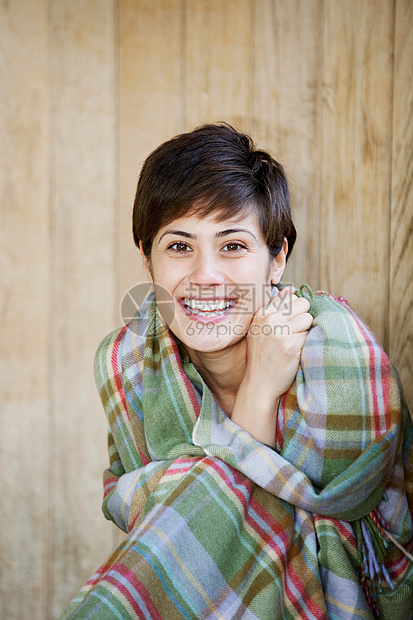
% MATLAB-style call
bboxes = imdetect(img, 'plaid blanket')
[60,285,413,619]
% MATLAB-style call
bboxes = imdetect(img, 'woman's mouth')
[179,298,236,319]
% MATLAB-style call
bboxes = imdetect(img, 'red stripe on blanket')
[107,563,164,619]
[382,546,412,578]
[83,563,162,619]
[111,325,129,416]
[249,495,291,560]
[112,325,150,466]
[103,477,119,499]
[344,304,392,437]
[207,458,293,560]
[286,564,326,619]
[169,332,201,419]
[276,392,288,452]
[314,515,358,549]
[163,456,203,476]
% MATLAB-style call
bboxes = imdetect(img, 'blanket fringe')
[354,507,413,618]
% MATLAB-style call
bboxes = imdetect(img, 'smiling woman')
[142,211,305,446]
[60,124,413,620]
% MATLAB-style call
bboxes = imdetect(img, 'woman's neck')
[185,338,248,415]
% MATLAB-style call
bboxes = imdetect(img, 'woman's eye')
[222,243,246,252]
[166,241,246,253]
[168,242,191,253]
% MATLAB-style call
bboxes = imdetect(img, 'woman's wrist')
[230,381,279,448]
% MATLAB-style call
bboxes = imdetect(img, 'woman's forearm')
[230,374,279,448]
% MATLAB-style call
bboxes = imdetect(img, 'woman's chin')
[169,316,248,354]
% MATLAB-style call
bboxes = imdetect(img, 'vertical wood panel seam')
[180,0,187,133]
[386,0,397,354]
[114,0,120,319]
[249,0,255,130]
[113,0,120,551]
[317,0,325,291]
[46,2,55,615]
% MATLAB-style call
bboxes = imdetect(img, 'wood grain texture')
[320,0,394,345]
[0,1,50,618]
[185,0,252,131]
[119,0,183,300]
[48,1,117,615]
[1,2,412,618]
[251,0,322,288]
[390,0,413,413]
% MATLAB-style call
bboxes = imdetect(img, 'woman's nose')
[189,252,225,287]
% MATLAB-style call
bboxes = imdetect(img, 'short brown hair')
[132,123,296,260]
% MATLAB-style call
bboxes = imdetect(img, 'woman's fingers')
[288,311,313,334]
[266,288,310,316]
[244,289,313,406]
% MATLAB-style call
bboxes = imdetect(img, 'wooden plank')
[119,0,183,299]
[0,1,49,618]
[320,0,394,345]
[48,1,118,615]
[185,0,252,131]
[252,0,322,288]
[389,0,413,413]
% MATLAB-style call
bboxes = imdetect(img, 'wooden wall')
[1,1,411,617]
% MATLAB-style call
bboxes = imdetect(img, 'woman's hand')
[245,286,312,400]
[230,286,312,447]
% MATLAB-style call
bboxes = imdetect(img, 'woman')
[61,124,413,619]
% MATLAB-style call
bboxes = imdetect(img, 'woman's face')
[143,210,286,354]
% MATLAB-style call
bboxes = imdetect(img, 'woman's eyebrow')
[216,228,257,241]
[158,228,257,244]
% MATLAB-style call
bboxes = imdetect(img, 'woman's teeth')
[183,298,233,316]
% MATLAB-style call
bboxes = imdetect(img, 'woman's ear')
[139,241,153,282]
[270,238,288,285]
